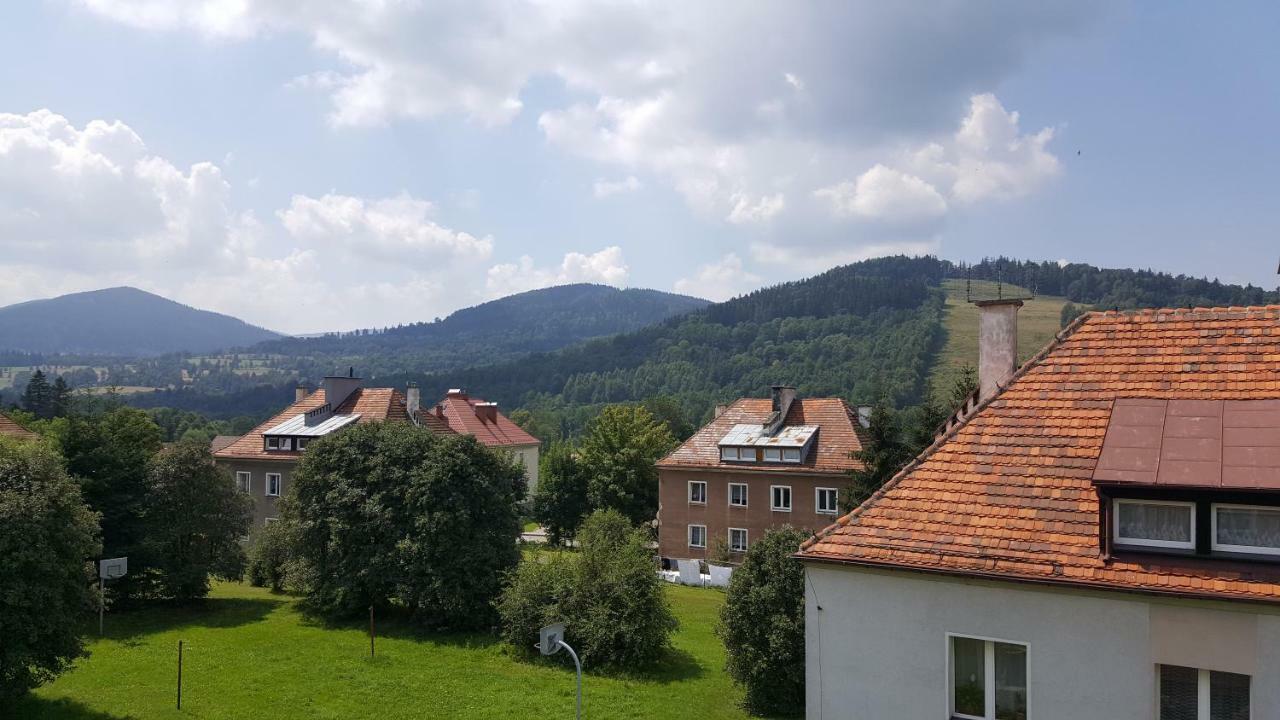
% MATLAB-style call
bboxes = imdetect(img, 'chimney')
[714,404,728,418]
[447,388,467,399]
[435,403,446,418]
[856,405,872,429]
[764,385,797,436]
[295,384,310,403]
[475,401,498,423]
[406,382,420,416]
[314,371,362,424]
[976,299,1023,402]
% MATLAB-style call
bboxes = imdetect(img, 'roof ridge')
[799,307,1098,553]
[1089,303,1280,318]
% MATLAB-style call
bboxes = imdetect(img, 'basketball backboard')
[539,622,565,656]
[100,557,127,579]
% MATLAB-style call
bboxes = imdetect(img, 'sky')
[0,1,1276,334]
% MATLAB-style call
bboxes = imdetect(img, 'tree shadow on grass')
[296,604,504,651]
[1,696,133,720]
[92,595,287,641]
[505,645,706,684]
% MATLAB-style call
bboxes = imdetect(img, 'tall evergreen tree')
[21,370,53,420]
[843,401,911,512]
[50,376,71,418]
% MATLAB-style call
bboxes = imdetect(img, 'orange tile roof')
[423,392,538,448]
[800,305,1280,605]
[659,397,865,475]
[214,387,411,461]
[0,412,36,440]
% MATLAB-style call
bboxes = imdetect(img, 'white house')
[798,301,1280,720]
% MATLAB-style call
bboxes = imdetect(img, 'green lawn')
[929,279,1073,400]
[10,582,757,720]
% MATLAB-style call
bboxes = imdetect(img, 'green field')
[929,279,1074,400]
[10,581,758,720]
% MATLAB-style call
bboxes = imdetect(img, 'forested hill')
[249,284,709,374]
[404,256,950,426]
[0,287,280,356]
[949,258,1279,309]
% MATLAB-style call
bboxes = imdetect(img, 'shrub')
[0,437,101,700]
[498,510,677,671]
[717,526,808,717]
[287,423,524,629]
[248,520,293,592]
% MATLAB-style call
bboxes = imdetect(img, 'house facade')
[656,386,865,564]
[214,377,538,529]
[798,301,1280,720]
[426,389,540,495]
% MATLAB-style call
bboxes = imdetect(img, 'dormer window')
[1113,499,1195,551]
[782,448,801,463]
[1212,504,1280,557]
[266,437,280,450]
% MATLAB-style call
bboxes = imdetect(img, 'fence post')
[369,605,375,658]
[177,640,183,710]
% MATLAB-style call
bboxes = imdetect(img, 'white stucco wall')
[510,443,539,497]
[804,563,1280,720]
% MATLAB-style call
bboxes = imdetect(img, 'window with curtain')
[1114,499,1194,549]
[1213,504,1280,555]
[950,636,1027,720]
[1159,665,1249,720]
[688,481,707,504]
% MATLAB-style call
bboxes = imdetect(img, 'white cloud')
[485,246,630,298]
[674,253,763,302]
[592,175,641,198]
[749,240,942,278]
[0,109,612,333]
[814,165,947,222]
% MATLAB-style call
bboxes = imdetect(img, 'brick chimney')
[406,382,420,416]
[764,385,797,436]
[976,299,1023,402]
[475,401,498,423]
[295,384,310,403]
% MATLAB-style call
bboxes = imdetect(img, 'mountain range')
[0,287,281,356]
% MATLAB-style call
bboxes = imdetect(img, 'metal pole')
[369,605,375,658]
[177,640,183,710]
[557,641,582,720]
[99,578,105,636]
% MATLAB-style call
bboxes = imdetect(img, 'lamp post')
[539,623,582,720]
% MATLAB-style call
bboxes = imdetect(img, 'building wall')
[804,563,1280,720]
[658,467,844,561]
[216,458,296,530]
[507,443,540,497]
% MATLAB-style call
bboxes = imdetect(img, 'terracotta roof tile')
[799,305,1280,605]
[0,412,36,440]
[658,397,864,475]
[422,392,538,448]
[214,387,411,461]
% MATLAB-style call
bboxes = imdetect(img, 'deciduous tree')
[531,441,590,545]
[579,405,676,526]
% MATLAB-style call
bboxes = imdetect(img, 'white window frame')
[1112,498,1196,550]
[688,480,708,505]
[771,485,792,512]
[728,482,748,508]
[265,437,279,450]
[782,448,801,463]
[266,473,282,497]
[720,447,737,461]
[728,527,748,553]
[816,487,838,515]
[763,448,781,462]
[236,471,251,493]
[688,524,707,549]
[280,438,292,451]
[945,633,1030,720]
[1156,664,1251,720]
[297,438,308,450]
[1211,502,1280,557]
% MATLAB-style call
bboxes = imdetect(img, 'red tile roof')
[658,397,865,475]
[0,412,36,440]
[799,305,1280,605]
[422,392,538,447]
[214,387,411,462]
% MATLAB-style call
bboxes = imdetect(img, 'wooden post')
[176,640,183,710]
[369,605,375,658]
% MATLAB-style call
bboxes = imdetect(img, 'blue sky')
[0,2,1275,333]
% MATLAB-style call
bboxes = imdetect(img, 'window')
[1212,503,1280,557]
[721,447,737,461]
[688,524,707,548]
[728,528,748,552]
[729,483,748,507]
[782,448,801,463]
[266,473,282,497]
[949,635,1027,720]
[689,480,707,504]
[771,485,792,512]
[1114,498,1195,550]
[816,487,838,514]
[1159,665,1250,720]
[266,437,280,450]
[297,438,308,451]
[236,471,251,493]
[763,448,781,462]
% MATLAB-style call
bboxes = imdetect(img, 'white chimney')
[976,299,1023,402]
[406,382,420,416]
[856,405,872,429]
[295,384,310,403]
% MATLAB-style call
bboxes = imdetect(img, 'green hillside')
[928,279,1072,400]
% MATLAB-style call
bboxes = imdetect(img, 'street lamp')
[539,623,582,719]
